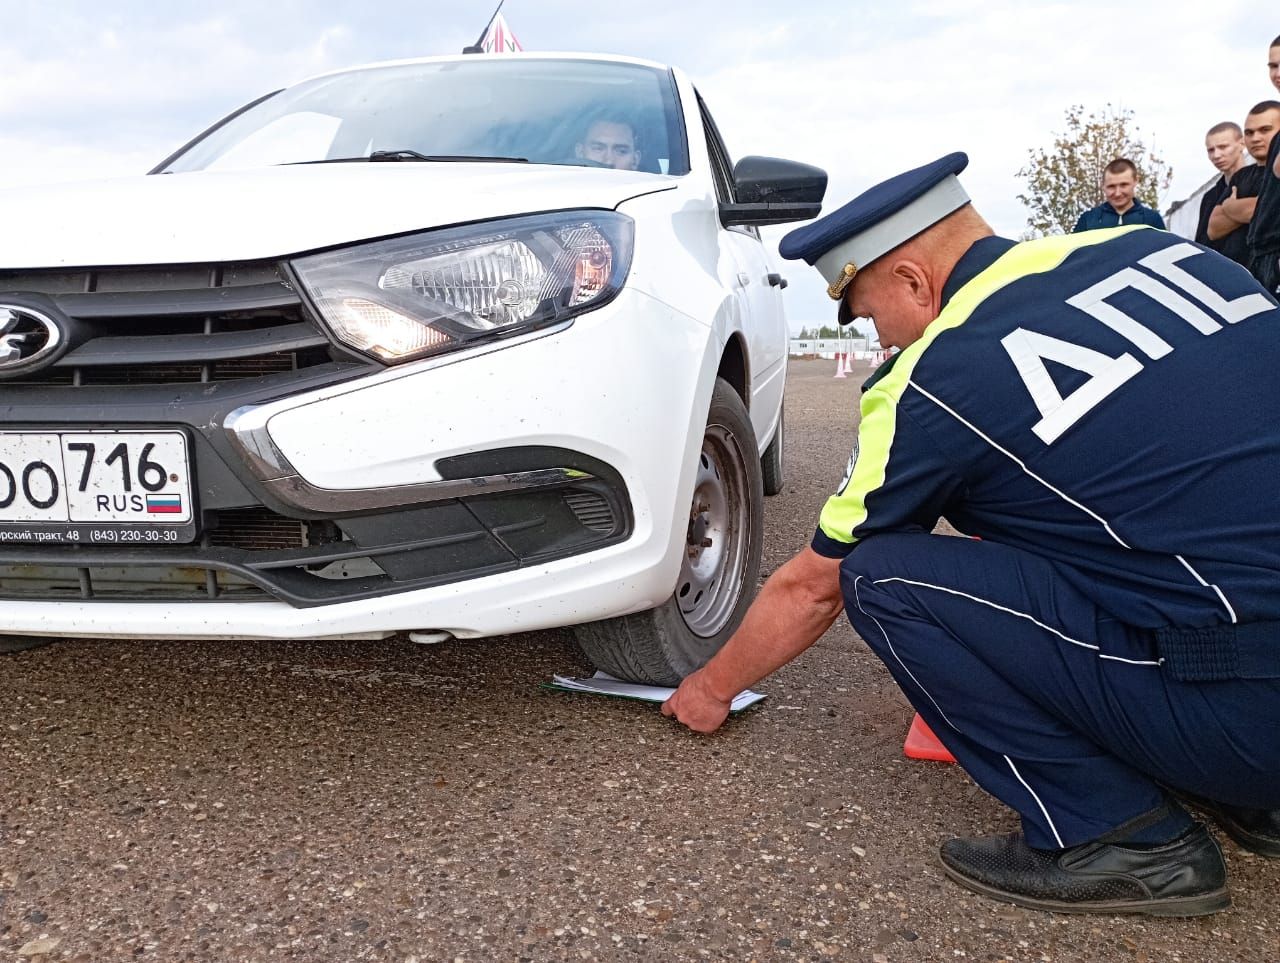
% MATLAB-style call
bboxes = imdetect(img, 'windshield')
[160,58,689,176]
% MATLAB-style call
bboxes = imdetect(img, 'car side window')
[696,93,760,239]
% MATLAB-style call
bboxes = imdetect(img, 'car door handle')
[767,273,788,289]
[736,272,751,288]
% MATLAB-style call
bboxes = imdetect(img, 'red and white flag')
[481,12,523,53]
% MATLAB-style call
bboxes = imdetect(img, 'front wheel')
[572,378,764,685]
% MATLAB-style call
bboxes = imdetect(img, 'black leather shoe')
[940,824,1229,917]
[1173,792,1280,858]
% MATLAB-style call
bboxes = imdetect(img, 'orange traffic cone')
[842,352,855,375]
[903,713,956,763]
[833,352,847,378]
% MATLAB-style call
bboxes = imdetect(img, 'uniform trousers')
[839,533,1280,850]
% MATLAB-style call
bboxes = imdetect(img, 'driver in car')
[573,115,641,171]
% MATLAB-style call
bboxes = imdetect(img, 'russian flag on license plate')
[146,494,183,514]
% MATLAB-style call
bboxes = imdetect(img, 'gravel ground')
[1,359,1277,962]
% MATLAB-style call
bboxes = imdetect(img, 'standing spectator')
[1206,105,1280,270]
[1246,36,1280,293]
[1072,159,1166,232]
[1196,122,1251,267]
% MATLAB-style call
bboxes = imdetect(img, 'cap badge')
[826,262,858,301]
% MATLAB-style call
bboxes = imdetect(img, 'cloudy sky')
[0,0,1272,324]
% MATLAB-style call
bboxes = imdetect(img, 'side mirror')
[720,156,827,227]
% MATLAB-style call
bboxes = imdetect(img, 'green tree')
[1017,104,1173,238]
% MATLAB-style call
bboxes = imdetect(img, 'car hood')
[0,164,676,268]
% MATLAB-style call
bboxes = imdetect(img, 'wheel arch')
[717,332,750,410]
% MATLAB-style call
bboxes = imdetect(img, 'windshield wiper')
[368,150,529,163]
[292,151,531,166]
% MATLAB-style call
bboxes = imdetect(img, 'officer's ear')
[889,259,934,309]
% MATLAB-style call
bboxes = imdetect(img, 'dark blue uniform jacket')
[813,227,1280,680]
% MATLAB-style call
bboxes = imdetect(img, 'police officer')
[662,153,1280,917]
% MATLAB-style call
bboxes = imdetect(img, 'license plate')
[0,430,195,544]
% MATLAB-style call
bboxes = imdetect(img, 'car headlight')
[291,210,634,363]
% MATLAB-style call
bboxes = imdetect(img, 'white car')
[0,52,826,683]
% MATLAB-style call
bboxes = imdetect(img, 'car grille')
[0,484,629,606]
[0,260,342,386]
[207,508,308,551]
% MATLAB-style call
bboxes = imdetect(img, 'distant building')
[789,337,869,358]
[1164,175,1220,240]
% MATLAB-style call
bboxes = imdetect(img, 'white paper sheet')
[547,671,765,713]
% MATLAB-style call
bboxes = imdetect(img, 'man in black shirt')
[1196,121,1250,267]
[1211,105,1280,269]
[1246,38,1280,294]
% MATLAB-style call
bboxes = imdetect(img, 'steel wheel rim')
[676,422,750,637]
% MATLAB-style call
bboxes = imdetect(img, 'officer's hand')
[661,670,731,734]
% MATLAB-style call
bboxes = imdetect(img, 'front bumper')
[0,287,717,638]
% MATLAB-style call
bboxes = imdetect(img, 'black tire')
[0,635,57,654]
[572,378,764,685]
[761,405,784,496]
